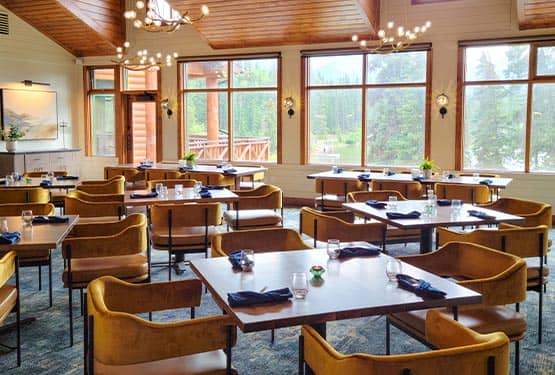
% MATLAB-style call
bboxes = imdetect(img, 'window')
[179,55,280,163]
[303,49,430,167]
[459,41,555,172]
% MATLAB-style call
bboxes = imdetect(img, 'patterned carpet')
[0,207,553,374]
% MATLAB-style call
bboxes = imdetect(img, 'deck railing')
[189,135,270,161]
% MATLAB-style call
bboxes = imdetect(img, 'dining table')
[0,176,79,190]
[123,187,239,206]
[343,200,524,253]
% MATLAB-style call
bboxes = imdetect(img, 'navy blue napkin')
[203,185,225,190]
[447,173,456,179]
[413,176,425,182]
[467,210,496,220]
[32,216,69,224]
[223,168,238,174]
[366,200,387,209]
[396,274,446,299]
[227,287,293,307]
[56,176,79,180]
[199,191,212,198]
[40,180,52,187]
[138,162,153,170]
[386,211,421,219]
[130,192,158,199]
[339,245,381,258]
[479,179,493,185]
[0,180,5,185]
[228,250,243,270]
[179,166,194,171]
[333,168,344,174]
[358,173,370,180]
[437,199,452,206]
[0,231,20,245]
[386,171,396,176]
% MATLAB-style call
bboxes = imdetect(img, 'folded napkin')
[0,231,20,245]
[0,180,5,185]
[386,211,421,219]
[56,176,79,180]
[386,171,396,176]
[130,192,158,199]
[223,168,238,174]
[467,210,496,220]
[199,191,212,198]
[32,216,69,224]
[357,173,370,180]
[437,199,452,206]
[333,168,344,174]
[339,244,381,258]
[179,166,194,171]
[228,250,243,270]
[227,287,293,307]
[366,200,387,209]
[413,176,425,182]
[203,185,225,190]
[216,164,224,168]
[40,180,52,187]
[396,274,446,299]
[138,163,153,170]
[479,179,493,185]
[447,173,457,179]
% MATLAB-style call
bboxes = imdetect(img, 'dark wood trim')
[455,46,464,171]
[361,54,367,166]
[425,48,433,159]
[156,69,163,163]
[177,63,184,160]
[277,55,283,164]
[300,56,308,165]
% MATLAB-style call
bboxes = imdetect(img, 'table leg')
[419,228,433,254]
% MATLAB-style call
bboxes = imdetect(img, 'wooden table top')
[343,201,524,230]
[0,215,79,251]
[112,163,267,177]
[0,177,79,189]
[124,187,239,206]
[190,249,482,333]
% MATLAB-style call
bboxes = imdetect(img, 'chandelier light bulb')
[147,1,154,9]
[145,17,152,24]
[156,52,162,58]
[201,5,209,15]
[397,26,404,37]
[134,20,143,28]
[173,52,179,58]
[124,41,130,48]
[377,30,385,38]
[153,20,162,27]
[387,21,394,29]
[136,1,144,9]
[116,47,122,53]
[351,34,358,42]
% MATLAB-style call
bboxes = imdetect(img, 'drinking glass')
[240,250,255,272]
[473,172,480,182]
[385,258,403,282]
[194,181,203,197]
[159,185,169,199]
[0,217,8,233]
[155,183,163,196]
[442,170,449,180]
[291,272,309,299]
[22,210,33,226]
[5,174,14,186]
[326,239,341,260]
[452,199,462,215]
[47,170,55,182]
[382,167,389,176]
[388,196,398,210]
[174,184,184,197]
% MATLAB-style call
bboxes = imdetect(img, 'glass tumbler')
[291,272,309,299]
[326,239,341,260]
[386,258,403,282]
[22,210,33,226]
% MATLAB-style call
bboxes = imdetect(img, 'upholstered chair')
[223,184,283,230]
[85,276,237,375]
[77,176,125,195]
[300,310,509,375]
[370,180,424,200]
[437,223,549,343]
[188,171,236,188]
[23,170,68,178]
[386,242,527,375]
[0,187,50,204]
[0,251,20,367]
[64,192,125,219]
[62,213,149,346]
[144,169,182,182]
[146,178,197,191]
[299,207,386,249]
[479,197,552,228]
[314,178,365,210]
[434,182,490,204]
[103,167,144,190]
[238,165,265,189]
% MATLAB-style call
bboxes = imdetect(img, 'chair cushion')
[0,285,17,324]
[94,349,237,375]
[223,210,282,228]
[63,254,148,286]
[151,227,219,248]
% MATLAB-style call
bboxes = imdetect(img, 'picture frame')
[0,88,58,140]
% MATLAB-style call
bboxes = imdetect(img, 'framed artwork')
[0,89,58,140]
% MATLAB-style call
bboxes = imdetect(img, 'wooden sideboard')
[0,148,81,176]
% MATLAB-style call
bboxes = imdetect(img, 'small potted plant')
[420,158,435,179]
[1,124,25,152]
[180,151,197,168]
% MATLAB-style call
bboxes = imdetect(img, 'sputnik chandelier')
[352,20,431,54]
[124,0,209,33]
[112,41,178,71]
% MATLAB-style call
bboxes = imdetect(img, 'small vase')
[186,160,195,168]
[423,169,432,179]
[5,140,17,152]
[179,159,186,168]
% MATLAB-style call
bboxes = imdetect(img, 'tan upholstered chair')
[187,171,235,188]
[211,227,312,257]
[434,182,490,204]
[104,167,144,190]
[299,207,386,249]
[300,310,509,375]
[0,187,50,204]
[479,197,552,228]
[238,165,265,189]
[64,192,125,219]
[223,184,283,230]
[77,176,125,194]
[62,213,149,346]
[66,190,124,203]
[314,178,365,210]
[85,276,236,375]
[0,251,20,367]
[150,203,222,280]
[146,179,197,191]
[0,203,56,306]
[386,242,527,374]
[23,170,68,178]
[437,223,549,344]
[370,180,424,200]
[144,169,182,181]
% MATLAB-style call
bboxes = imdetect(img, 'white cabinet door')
[25,153,51,172]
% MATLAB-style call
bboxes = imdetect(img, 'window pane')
[465,45,529,81]
[530,83,555,171]
[366,87,425,166]
[232,92,277,162]
[308,55,363,86]
[308,89,362,164]
[185,92,229,160]
[184,61,228,89]
[232,59,277,88]
[463,84,527,170]
[91,94,115,156]
[537,46,555,76]
[366,51,427,84]
[91,69,114,89]
[124,70,158,90]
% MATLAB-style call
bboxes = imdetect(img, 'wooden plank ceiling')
[517,0,555,30]
[0,0,125,56]
[168,0,379,49]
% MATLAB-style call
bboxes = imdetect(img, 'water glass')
[382,167,389,176]
[174,184,184,197]
[155,183,164,196]
[442,170,450,180]
[326,239,341,260]
[291,272,309,299]
[159,185,169,199]
[473,172,480,182]
[452,199,462,215]
[240,250,255,272]
[22,210,33,226]
[47,171,55,182]
[385,258,403,282]
[388,196,398,210]
[0,217,8,233]
[5,174,14,186]
[193,181,203,196]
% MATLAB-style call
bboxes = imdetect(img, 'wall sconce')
[283,96,295,118]
[436,93,449,119]
[161,98,174,119]
[20,80,50,87]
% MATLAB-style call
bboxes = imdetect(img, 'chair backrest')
[144,169,181,181]
[64,195,125,218]
[314,178,363,196]
[104,167,141,182]
[370,180,423,199]
[150,202,222,228]
[67,190,124,203]
[188,172,235,187]
[0,251,16,293]
[23,170,68,178]
[434,183,490,204]
[234,184,282,210]
[347,190,407,203]
[0,202,55,216]
[211,228,312,257]
[480,197,552,228]
[0,187,50,204]
[458,172,500,178]
[77,176,125,194]
[146,179,196,190]
[300,309,509,375]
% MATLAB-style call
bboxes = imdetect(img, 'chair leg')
[49,257,53,308]
[69,286,73,347]
[38,265,42,291]
[538,286,543,344]
[16,260,21,367]
[514,340,520,375]
[168,252,172,281]
[271,329,275,345]
[386,317,391,355]
[80,288,84,316]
